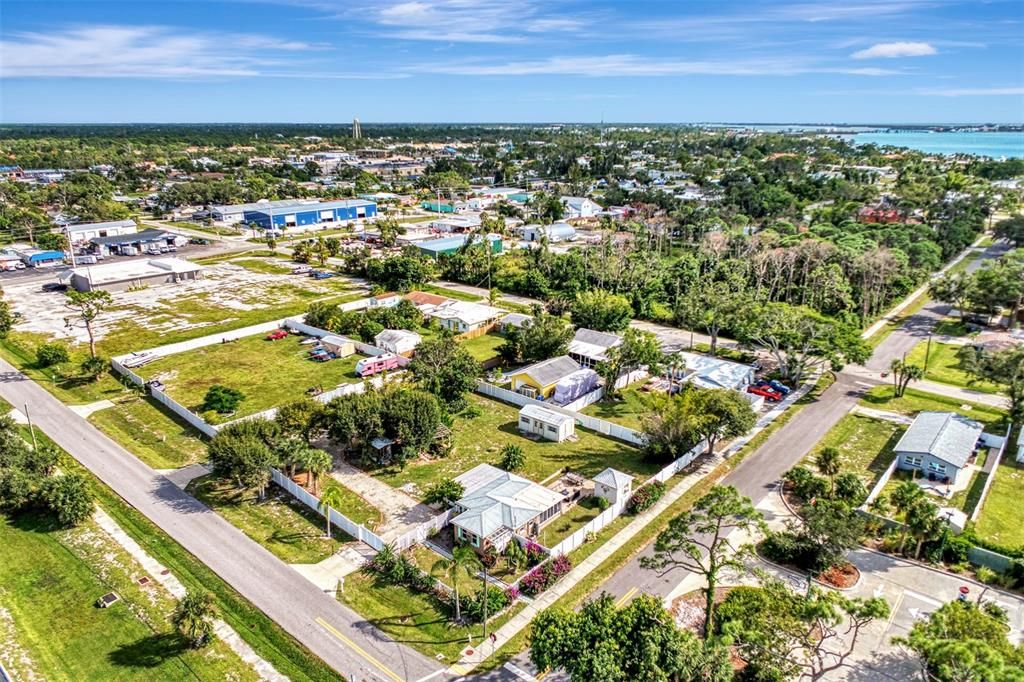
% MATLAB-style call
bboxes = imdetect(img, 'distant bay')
[852,130,1024,158]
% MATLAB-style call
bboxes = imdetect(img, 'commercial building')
[66,219,138,245]
[60,257,203,292]
[894,412,984,485]
[518,404,575,443]
[416,234,502,259]
[451,463,565,553]
[209,198,376,229]
[89,228,179,256]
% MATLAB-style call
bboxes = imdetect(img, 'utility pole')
[24,403,38,451]
[65,224,77,268]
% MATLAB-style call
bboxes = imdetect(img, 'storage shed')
[593,468,633,505]
[518,404,575,442]
[319,335,356,358]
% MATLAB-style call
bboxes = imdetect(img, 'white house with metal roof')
[894,412,984,484]
[560,196,601,219]
[374,328,422,355]
[427,300,504,333]
[451,464,565,552]
[673,351,755,392]
[518,404,575,442]
[568,328,623,368]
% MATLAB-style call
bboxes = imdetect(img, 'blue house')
[210,199,376,230]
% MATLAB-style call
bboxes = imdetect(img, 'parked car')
[189,237,211,245]
[265,329,289,341]
[747,385,781,402]
[310,270,336,280]
[41,282,67,292]
[292,265,312,275]
[756,379,791,395]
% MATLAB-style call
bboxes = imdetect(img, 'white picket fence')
[475,381,646,446]
[270,468,385,550]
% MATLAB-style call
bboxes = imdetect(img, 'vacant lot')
[974,458,1024,550]
[89,396,208,469]
[804,414,905,487]
[860,386,1006,427]
[904,341,1004,394]
[458,332,505,363]
[374,394,658,495]
[138,333,362,419]
[581,386,652,431]
[0,510,257,682]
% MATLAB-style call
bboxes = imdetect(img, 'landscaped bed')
[373,394,659,494]
[137,333,363,419]
[186,475,349,564]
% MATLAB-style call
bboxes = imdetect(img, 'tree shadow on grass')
[108,633,190,669]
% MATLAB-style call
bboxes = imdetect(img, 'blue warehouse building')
[210,198,376,230]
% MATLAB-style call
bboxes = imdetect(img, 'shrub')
[423,479,464,507]
[943,535,972,565]
[594,495,610,511]
[975,565,998,585]
[462,403,483,419]
[39,473,94,527]
[79,355,108,381]
[202,385,245,414]
[36,342,70,368]
[784,466,827,502]
[626,480,666,514]
[500,443,526,471]
[834,472,867,506]
[519,554,573,597]
[461,585,510,622]
[524,540,547,566]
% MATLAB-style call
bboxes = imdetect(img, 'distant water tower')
[352,118,362,140]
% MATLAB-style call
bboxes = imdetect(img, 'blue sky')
[1,0,1022,123]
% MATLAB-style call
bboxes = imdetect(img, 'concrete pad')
[291,551,364,593]
[162,462,211,489]
[67,400,115,418]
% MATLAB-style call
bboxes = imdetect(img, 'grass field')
[804,414,905,487]
[537,496,604,548]
[187,476,348,564]
[138,334,362,419]
[580,386,651,431]
[227,257,297,275]
[859,386,1007,427]
[0,510,258,682]
[974,458,1024,549]
[373,394,658,495]
[458,332,505,363]
[904,340,1004,394]
[415,284,485,303]
[89,396,208,469]
[0,331,128,405]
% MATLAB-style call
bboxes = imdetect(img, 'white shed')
[374,328,422,355]
[518,404,575,442]
[593,468,634,505]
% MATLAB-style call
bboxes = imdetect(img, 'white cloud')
[0,25,319,78]
[852,41,937,59]
[916,86,1024,97]
[416,54,902,77]
[370,1,590,43]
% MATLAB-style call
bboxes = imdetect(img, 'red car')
[266,329,288,341]
[746,385,781,402]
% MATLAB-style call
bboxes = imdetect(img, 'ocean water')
[852,131,1024,158]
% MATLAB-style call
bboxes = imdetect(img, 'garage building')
[61,257,203,292]
[209,198,376,229]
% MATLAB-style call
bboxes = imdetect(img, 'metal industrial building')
[59,257,203,292]
[209,198,376,229]
[416,234,502,259]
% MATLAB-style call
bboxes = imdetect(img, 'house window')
[546,425,557,434]
[519,416,530,425]
[904,455,923,467]
[928,461,947,474]
[538,504,560,524]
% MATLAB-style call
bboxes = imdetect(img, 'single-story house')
[429,215,482,233]
[319,335,356,357]
[374,328,422,355]
[451,463,565,552]
[568,328,623,368]
[497,312,532,332]
[518,404,575,442]
[594,468,633,506]
[673,352,755,392]
[66,219,137,245]
[61,257,203,292]
[561,196,602,219]
[427,300,505,334]
[508,355,583,400]
[520,223,577,243]
[367,292,402,308]
[894,412,984,484]
[403,290,451,311]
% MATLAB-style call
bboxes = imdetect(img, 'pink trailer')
[355,353,402,377]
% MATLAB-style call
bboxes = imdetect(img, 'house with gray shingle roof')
[894,412,984,484]
[451,464,565,553]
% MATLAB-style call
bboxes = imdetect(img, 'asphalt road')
[0,358,444,682]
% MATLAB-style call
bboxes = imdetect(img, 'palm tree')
[294,446,332,494]
[816,447,842,497]
[172,590,217,649]
[665,353,685,395]
[432,544,483,623]
[906,499,942,559]
[891,480,924,554]
[317,484,346,539]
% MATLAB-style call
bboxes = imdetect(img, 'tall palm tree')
[296,447,332,495]
[907,499,942,559]
[432,544,483,623]
[816,447,842,497]
[891,480,924,554]
[318,484,346,539]
[172,590,217,649]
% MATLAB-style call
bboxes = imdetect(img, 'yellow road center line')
[615,586,638,607]
[315,616,404,682]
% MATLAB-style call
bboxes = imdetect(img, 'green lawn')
[88,396,208,469]
[0,331,128,405]
[536,496,604,549]
[804,414,905,487]
[337,570,526,663]
[0,510,258,682]
[904,341,1004,394]
[373,394,659,495]
[227,257,297,275]
[186,476,347,564]
[415,284,485,303]
[458,332,505,363]
[859,386,1007,427]
[138,334,363,419]
[933,319,970,337]
[580,386,652,431]
[974,458,1024,550]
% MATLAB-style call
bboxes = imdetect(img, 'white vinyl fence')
[546,496,628,556]
[971,424,1012,522]
[270,469,385,550]
[393,509,455,551]
[149,387,219,438]
[111,357,145,387]
[475,381,646,446]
